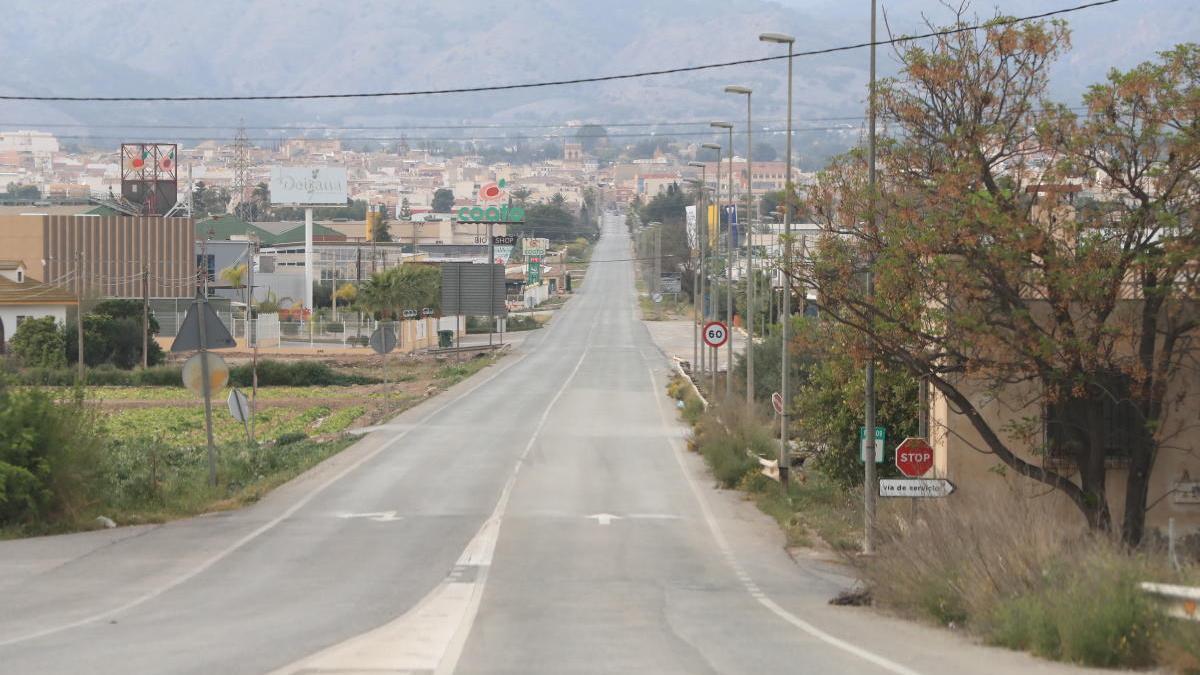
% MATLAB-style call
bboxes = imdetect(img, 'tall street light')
[760,32,795,486]
[701,143,723,383]
[725,84,754,412]
[687,162,708,383]
[709,122,734,398]
[864,0,879,554]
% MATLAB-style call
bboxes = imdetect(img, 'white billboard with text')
[269,166,348,205]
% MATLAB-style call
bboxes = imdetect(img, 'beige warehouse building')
[0,214,194,299]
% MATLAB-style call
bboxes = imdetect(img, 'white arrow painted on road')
[338,511,403,522]
[586,513,622,526]
[584,513,680,525]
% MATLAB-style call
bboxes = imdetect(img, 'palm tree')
[220,262,250,333]
[357,266,440,320]
[219,263,246,291]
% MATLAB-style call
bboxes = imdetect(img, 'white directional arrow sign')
[338,511,403,522]
[878,479,956,498]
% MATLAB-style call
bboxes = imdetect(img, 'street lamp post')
[702,142,723,383]
[725,85,754,412]
[710,122,734,399]
[864,0,879,554]
[687,163,708,383]
[760,32,795,486]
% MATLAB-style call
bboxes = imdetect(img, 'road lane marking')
[586,513,621,525]
[272,340,595,675]
[0,350,529,649]
[646,366,924,675]
[337,511,403,522]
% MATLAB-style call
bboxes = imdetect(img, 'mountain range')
[0,0,1193,163]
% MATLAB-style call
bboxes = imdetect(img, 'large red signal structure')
[121,143,178,215]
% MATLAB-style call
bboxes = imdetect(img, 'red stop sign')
[895,437,934,477]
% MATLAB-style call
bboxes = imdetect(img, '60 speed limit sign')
[702,321,729,348]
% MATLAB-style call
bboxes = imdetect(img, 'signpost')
[859,426,885,464]
[771,391,784,416]
[703,321,728,395]
[702,321,728,348]
[879,479,956,498]
[171,292,236,486]
[895,437,935,478]
[370,324,397,414]
[269,166,348,314]
[227,388,252,444]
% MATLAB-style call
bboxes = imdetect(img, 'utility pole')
[141,262,150,369]
[248,237,259,444]
[745,93,755,410]
[864,0,879,555]
[710,123,734,399]
[75,251,85,383]
[488,220,495,347]
[654,222,662,295]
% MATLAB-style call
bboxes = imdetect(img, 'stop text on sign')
[894,437,934,478]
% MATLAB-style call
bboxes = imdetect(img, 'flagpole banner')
[685,206,697,251]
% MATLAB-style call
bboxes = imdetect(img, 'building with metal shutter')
[0,214,193,299]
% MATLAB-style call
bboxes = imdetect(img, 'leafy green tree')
[194,181,231,219]
[399,197,412,220]
[0,384,103,528]
[4,183,40,200]
[524,203,584,243]
[431,188,455,213]
[333,283,357,320]
[371,211,391,242]
[800,19,1200,543]
[788,321,915,488]
[66,300,164,369]
[9,317,66,368]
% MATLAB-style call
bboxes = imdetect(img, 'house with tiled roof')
[0,260,76,352]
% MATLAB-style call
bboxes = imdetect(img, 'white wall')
[522,283,550,308]
[0,305,68,342]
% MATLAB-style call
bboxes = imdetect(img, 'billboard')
[522,237,549,257]
[121,143,178,215]
[269,166,348,205]
[440,263,507,316]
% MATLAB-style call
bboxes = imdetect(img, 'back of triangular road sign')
[171,293,237,353]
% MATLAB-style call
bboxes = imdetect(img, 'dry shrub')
[691,402,773,488]
[858,485,1190,668]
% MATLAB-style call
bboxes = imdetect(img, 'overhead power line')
[42,127,859,144]
[0,1,1119,103]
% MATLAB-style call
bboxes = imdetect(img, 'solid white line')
[0,351,528,648]
[646,366,924,675]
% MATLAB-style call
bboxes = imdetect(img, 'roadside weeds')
[665,373,1200,672]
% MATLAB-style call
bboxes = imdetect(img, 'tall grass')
[857,487,1198,668]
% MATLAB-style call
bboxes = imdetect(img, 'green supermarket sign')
[457,204,525,223]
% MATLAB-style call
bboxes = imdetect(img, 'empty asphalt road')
[0,214,1092,674]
